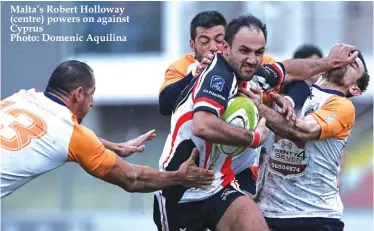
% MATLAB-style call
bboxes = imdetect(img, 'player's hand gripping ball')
[216,96,259,156]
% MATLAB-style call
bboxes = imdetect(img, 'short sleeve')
[262,55,276,64]
[68,124,116,178]
[159,55,197,93]
[252,62,286,92]
[193,54,237,117]
[310,96,355,140]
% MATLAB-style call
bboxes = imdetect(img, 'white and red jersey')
[0,89,116,198]
[255,85,354,219]
[159,54,239,203]
[158,53,286,203]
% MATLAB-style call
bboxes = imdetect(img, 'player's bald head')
[46,60,95,96]
[225,14,267,46]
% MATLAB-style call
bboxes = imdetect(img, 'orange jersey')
[159,54,277,94]
[0,89,116,198]
[159,54,198,93]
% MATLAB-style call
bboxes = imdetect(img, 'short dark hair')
[356,51,370,93]
[225,14,267,46]
[190,11,226,40]
[46,60,94,96]
[293,44,324,59]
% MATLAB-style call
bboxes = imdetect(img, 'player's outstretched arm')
[68,126,214,193]
[282,43,359,83]
[101,148,214,193]
[99,129,157,157]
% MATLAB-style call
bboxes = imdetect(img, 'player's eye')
[200,40,209,45]
[255,50,264,56]
[215,39,223,44]
[240,49,249,54]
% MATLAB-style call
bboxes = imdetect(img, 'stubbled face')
[76,86,95,123]
[225,26,265,81]
[325,56,365,94]
[190,25,225,61]
[72,77,95,124]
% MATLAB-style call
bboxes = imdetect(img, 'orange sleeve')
[261,55,276,64]
[310,95,355,140]
[159,55,196,93]
[67,124,116,178]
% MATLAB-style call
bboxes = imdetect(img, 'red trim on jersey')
[240,81,248,89]
[203,141,212,169]
[249,166,259,182]
[195,97,225,116]
[159,192,167,231]
[271,63,284,86]
[221,156,234,187]
[162,111,193,168]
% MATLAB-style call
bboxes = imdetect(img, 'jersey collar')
[44,91,69,108]
[312,84,345,97]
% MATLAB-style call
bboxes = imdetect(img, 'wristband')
[249,130,261,148]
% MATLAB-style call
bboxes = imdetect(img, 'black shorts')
[265,217,345,231]
[235,167,257,195]
[153,183,245,231]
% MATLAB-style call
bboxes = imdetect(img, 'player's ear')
[190,39,195,52]
[221,40,230,57]
[72,87,85,103]
[348,85,361,96]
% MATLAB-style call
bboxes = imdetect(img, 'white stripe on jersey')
[155,191,169,231]
[194,101,220,116]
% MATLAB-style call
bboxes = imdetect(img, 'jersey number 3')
[0,100,47,151]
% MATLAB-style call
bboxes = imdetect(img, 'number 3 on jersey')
[0,100,47,151]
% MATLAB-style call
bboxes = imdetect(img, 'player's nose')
[209,42,219,53]
[245,53,256,65]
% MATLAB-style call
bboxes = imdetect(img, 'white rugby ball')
[216,96,259,156]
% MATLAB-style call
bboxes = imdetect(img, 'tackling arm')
[68,125,214,193]
[254,101,321,142]
[282,43,358,83]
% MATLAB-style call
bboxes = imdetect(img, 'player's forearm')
[192,112,254,146]
[99,137,120,153]
[254,102,304,140]
[282,58,332,82]
[128,165,181,192]
[100,156,180,193]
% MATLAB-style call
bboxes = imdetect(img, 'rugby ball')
[216,96,259,156]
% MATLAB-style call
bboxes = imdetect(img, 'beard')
[193,47,207,62]
[227,56,257,81]
[324,67,347,86]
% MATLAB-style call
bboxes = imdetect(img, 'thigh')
[235,168,257,196]
[216,195,269,231]
[206,183,269,231]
